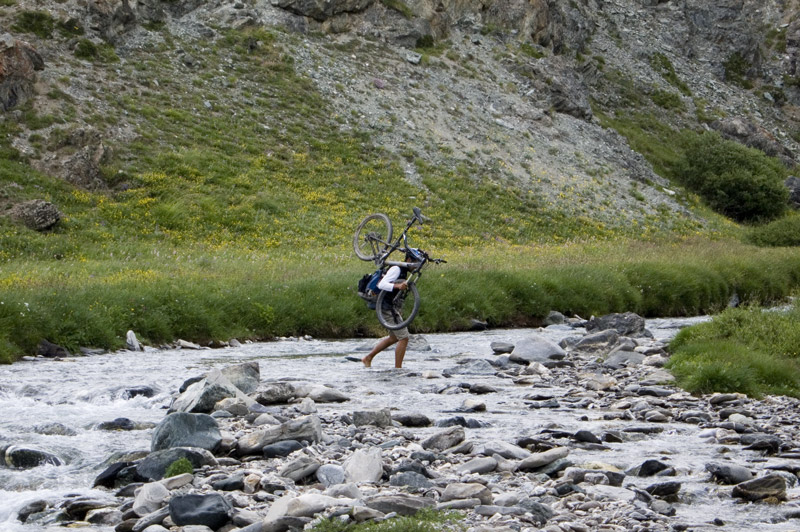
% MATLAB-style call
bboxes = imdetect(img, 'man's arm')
[378,266,407,291]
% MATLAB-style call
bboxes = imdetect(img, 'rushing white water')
[2,317,797,531]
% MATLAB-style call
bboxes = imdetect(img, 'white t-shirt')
[378,266,402,291]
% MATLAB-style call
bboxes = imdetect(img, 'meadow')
[2,22,800,399]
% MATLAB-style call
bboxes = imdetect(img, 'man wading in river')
[361,250,417,369]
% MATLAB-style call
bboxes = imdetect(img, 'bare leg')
[362,336,397,367]
[394,337,409,368]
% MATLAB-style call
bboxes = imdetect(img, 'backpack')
[357,269,383,309]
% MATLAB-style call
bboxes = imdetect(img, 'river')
[2,317,798,531]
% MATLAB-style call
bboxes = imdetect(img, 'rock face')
[0,34,43,111]
[9,200,61,231]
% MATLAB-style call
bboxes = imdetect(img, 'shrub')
[165,457,194,477]
[723,52,753,89]
[650,89,684,111]
[650,53,691,95]
[675,131,788,222]
[12,10,54,38]
[74,39,119,62]
[747,214,800,247]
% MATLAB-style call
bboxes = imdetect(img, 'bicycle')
[353,207,446,330]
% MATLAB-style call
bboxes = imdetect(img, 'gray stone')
[392,413,431,427]
[518,447,569,470]
[344,447,383,483]
[135,447,217,481]
[169,371,244,414]
[133,482,169,517]
[509,337,566,367]
[316,464,347,487]
[364,493,434,516]
[421,426,465,451]
[220,362,260,394]
[307,385,349,403]
[263,440,303,458]
[574,329,619,352]
[456,456,498,475]
[9,199,61,231]
[151,412,222,452]
[280,456,321,482]
[352,408,393,427]
[169,493,232,529]
[4,445,62,468]
[390,471,432,489]
[255,383,298,405]
[586,312,646,336]
[490,342,514,354]
[441,482,493,504]
[237,415,322,456]
[603,350,646,369]
[732,474,787,502]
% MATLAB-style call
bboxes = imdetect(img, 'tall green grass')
[2,239,799,363]
[667,303,800,397]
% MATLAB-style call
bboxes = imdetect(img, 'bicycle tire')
[375,283,420,330]
[353,213,393,261]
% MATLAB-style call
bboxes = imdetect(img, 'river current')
[2,317,797,531]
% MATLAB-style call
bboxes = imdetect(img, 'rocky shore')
[7,312,800,531]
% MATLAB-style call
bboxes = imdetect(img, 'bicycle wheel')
[376,283,420,330]
[353,213,393,261]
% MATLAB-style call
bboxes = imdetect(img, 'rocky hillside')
[2,0,800,235]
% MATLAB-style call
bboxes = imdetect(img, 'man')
[361,251,417,368]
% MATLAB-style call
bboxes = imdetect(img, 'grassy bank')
[667,303,800,398]
[2,238,799,363]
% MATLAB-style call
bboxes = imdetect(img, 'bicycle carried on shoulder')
[353,207,445,330]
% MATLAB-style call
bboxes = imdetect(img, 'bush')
[675,132,788,222]
[747,214,800,247]
[12,11,54,38]
[165,457,194,478]
[650,89,684,111]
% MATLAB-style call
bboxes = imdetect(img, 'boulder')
[255,383,299,405]
[133,482,169,516]
[10,200,62,231]
[270,0,375,22]
[585,312,647,336]
[169,493,233,529]
[4,445,62,468]
[135,447,217,481]
[237,415,322,456]
[363,493,434,516]
[732,474,787,502]
[352,409,393,428]
[706,462,755,485]
[151,412,222,452]
[344,448,383,483]
[35,339,69,358]
[421,426,465,451]
[509,337,566,367]
[170,369,251,413]
[220,362,260,394]
[316,464,347,487]
[0,34,43,111]
[442,482,493,505]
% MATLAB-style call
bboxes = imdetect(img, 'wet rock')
[741,433,783,453]
[126,330,143,351]
[96,417,136,431]
[706,462,755,485]
[32,422,77,436]
[628,459,671,477]
[435,416,488,429]
[4,445,62,468]
[169,493,233,529]
[732,474,787,502]
[646,480,681,498]
[151,412,222,452]
[17,500,48,523]
[306,385,349,403]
